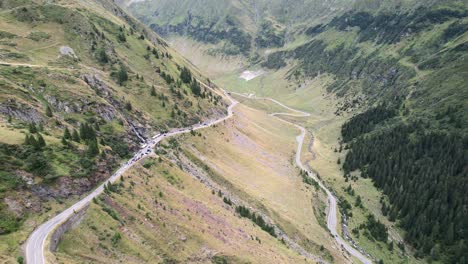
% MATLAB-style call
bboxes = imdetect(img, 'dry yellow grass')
[55,157,310,263]
[177,103,347,262]
[167,36,248,79]
[0,123,26,145]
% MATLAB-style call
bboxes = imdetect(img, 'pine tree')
[29,123,37,133]
[72,129,80,142]
[24,134,31,145]
[117,64,128,85]
[28,135,38,148]
[98,47,109,64]
[180,66,192,84]
[388,241,394,251]
[61,136,68,146]
[190,80,201,96]
[152,48,159,58]
[87,139,99,157]
[79,123,86,140]
[79,123,96,141]
[125,101,132,111]
[117,32,126,42]
[37,134,46,148]
[446,223,454,245]
[430,244,440,260]
[26,134,46,150]
[64,127,71,139]
[89,124,96,140]
[355,195,362,207]
[150,86,156,96]
[45,105,53,117]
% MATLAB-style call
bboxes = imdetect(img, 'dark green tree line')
[342,109,467,262]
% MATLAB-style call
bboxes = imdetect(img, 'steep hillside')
[55,104,343,263]
[125,0,354,62]
[0,0,225,261]
[125,0,468,263]
[286,6,468,263]
[125,0,458,61]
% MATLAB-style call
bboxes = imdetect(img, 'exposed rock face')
[4,197,23,217]
[0,99,44,123]
[4,192,42,219]
[31,158,116,200]
[43,94,83,114]
[15,170,34,186]
[59,46,77,59]
[43,94,118,122]
[82,74,112,97]
[82,73,150,139]
[53,177,94,197]
[95,104,118,122]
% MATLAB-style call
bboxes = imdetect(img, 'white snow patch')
[126,0,146,6]
[240,70,265,81]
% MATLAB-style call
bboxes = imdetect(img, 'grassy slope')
[127,0,355,31]
[56,161,306,263]
[56,103,341,263]
[166,35,248,79]
[177,103,351,262]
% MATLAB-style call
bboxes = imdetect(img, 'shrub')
[27,31,50,41]
[0,170,23,192]
[0,210,21,234]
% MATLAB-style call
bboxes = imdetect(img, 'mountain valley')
[0,0,467,263]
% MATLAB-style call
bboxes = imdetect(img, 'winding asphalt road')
[232,92,373,264]
[0,59,240,263]
[23,72,371,263]
[25,91,238,264]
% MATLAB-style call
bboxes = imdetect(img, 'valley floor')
[215,68,421,264]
